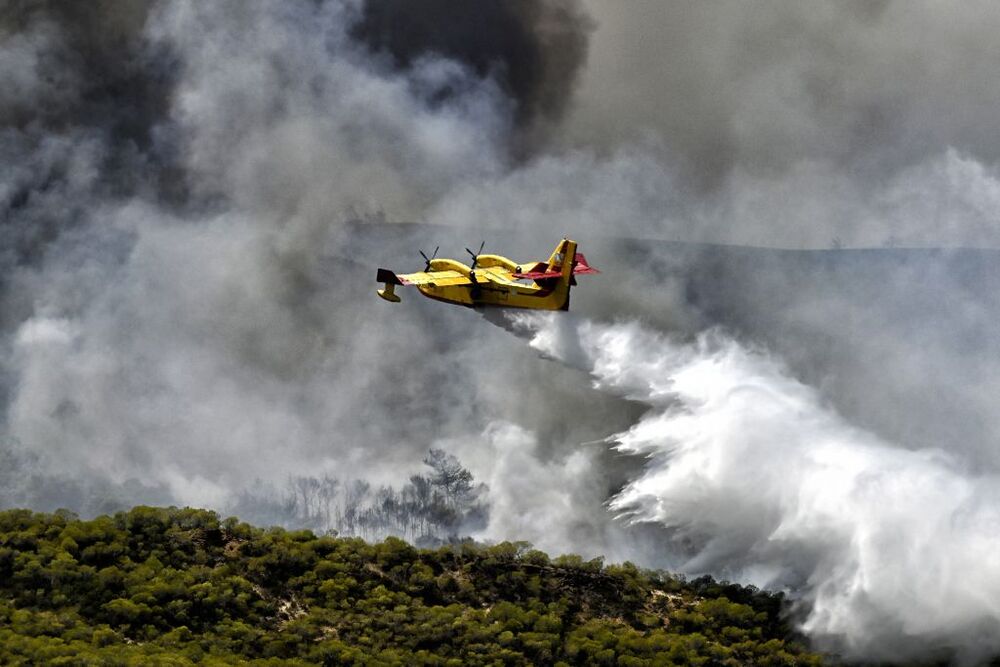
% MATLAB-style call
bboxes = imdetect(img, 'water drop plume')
[509,311,1000,662]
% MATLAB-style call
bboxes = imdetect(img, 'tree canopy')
[0,506,824,665]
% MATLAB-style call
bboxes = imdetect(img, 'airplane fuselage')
[377,239,594,311]
[416,254,570,310]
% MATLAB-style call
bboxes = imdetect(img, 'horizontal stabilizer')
[376,268,402,285]
[573,253,599,275]
[512,254,599,280]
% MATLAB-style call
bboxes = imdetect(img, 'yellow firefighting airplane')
[376,238,597,310]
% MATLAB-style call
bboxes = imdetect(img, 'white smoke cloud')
[152,0,510,222]
[430,141,1000,248]
[460,422,600,552]
[1,0,519,497]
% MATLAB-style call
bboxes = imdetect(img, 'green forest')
[0,506,824,665]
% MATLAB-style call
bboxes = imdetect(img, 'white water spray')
[509,311,1000,661]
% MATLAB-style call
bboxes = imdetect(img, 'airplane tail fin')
[546,239,578,311]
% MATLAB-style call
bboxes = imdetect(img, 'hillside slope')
[0,506,823,665]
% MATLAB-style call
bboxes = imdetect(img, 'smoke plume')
[351,0,591,151]
[567,1,1000,187]
[4,0,1000,662]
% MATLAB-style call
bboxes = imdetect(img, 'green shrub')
[0,507,825,665]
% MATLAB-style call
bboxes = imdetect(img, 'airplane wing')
[378,268,473,287]
[475,267,522,286]
[378,267,525,288]
[512,267,560,280]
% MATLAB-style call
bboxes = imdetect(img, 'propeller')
[465,241,485,271]
[419,246,439,271]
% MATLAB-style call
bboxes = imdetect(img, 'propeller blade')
[420,247,439,271]
[466,241,485,274]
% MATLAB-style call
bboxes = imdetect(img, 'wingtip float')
[376,238,598,311]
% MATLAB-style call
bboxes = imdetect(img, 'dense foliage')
[0,507,823,665]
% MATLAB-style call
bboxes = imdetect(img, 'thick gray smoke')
[433,0,1000,246]
[569,1,1000,185]
[350,0,591,154]
[3,0,514,501]
[4,0,1000,662]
